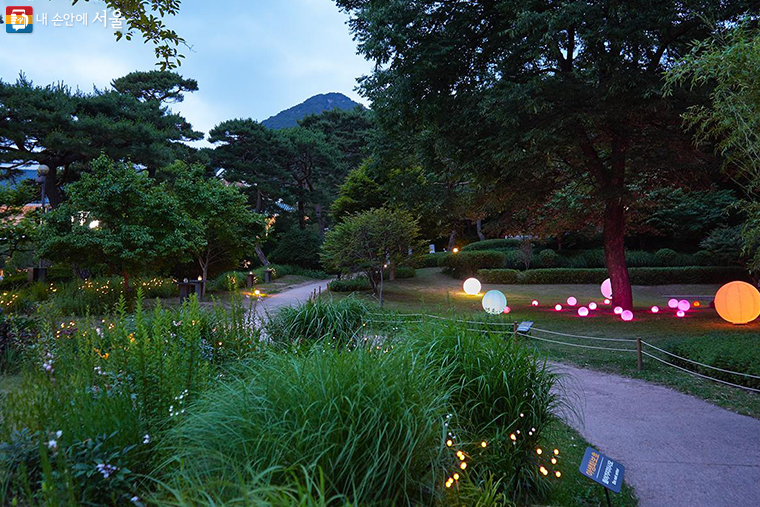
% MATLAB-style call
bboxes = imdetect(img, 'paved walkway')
[250,279,331,322]
[552,363,760,507]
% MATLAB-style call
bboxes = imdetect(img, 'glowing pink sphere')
[567,296,578,306]
[621,310,634,322]
[604,299,611,305]
[614,306,623,315]
[678,300,691,312]
[578,307,589,317]
[677,310,686,318]
[589,302,598,311]
[668,298,679,309]
[531,300,539,307]
[503,306,511,314]
[651,306,660,314]
[554,304,563,311]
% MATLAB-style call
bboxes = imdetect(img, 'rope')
[531,326,636,343]
[641,341,760,380]
[642,352,760,393]
[515,332,637,353]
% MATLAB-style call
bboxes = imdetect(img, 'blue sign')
[579,447,625,494]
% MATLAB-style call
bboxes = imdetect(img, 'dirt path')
[250,279,332,322]
[553,362,760,507]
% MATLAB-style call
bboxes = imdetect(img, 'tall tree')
[37,156,194,291]
[0,73,201,206]
[299,107,375,171]
[335,0,749,309]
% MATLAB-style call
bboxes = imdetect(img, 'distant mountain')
[262,92,363,129]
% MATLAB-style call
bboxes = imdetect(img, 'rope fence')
[362,312,760,395]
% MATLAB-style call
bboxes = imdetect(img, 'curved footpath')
[553,363,760,507]
[254,283,760,507]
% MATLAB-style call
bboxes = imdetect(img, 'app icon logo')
[6,6,33,33]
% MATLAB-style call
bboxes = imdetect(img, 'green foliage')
[331,162,385,220]
[299,106,375,171]
[654,248,680,267]
[418,252,449,268]
[444,251,506,278]
[38,156,195,286]
[265,296,371,347]
[391,266,416,279]
[477,269,520,285]
[500,267,750,285]
[269,226,323,269]
[669,335,760,390]
[327,277,373,293]
[461,239,522,252]
[0,183,36,266]
[537,249,559,268]
[0,294,261,504]
[321,208,421,298]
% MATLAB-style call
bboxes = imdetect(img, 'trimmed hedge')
[328,277,372,292]
[418,252,449,268]
[477,266,749,285]
[461,239,522,251]
[444,251,506,278]
[390,266,416,279]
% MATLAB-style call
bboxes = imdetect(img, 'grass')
[331,268,760,419]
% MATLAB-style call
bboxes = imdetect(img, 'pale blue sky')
[1,0,373,146]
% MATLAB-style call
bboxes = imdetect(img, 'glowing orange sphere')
[714,281,760,325]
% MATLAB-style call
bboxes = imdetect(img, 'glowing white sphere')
[614,306,623,315]
[601,278,613,299]
[678,300,691,312]
[482,290,507,315]
[554,304,563,311]
[589,302,598,310]
[531,300,539,306]
[621,310,634,322]
[668,298,679,309]
[651,306,660,314]
[578,307,589,317]
[677,310,685,318]
[567,296,578,306]
[463,278,481,295]
[604,299,611,305]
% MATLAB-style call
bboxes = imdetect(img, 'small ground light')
[589,302,598,310]
[677,310,686,318]
[460,462,467,470]
[578,307,589,317]
[614,306,623,315]
[536,448,543,455]
[678,300,691,312]
[453,473,460,480]
[604,298,611,305]
[553,449,559,455]
[621,310,634,321]
[567,296,577,306]
[555,471,562,478]
[254,289,261,296]
[668,298,679,309]
[503,306,511,314]
[554,304,563,311]
[694,301,701,307]
[452,247,459,253]
[651,306,660,313]
[481,441,487,448]
[446,439,453,447]
[532,300,539,306]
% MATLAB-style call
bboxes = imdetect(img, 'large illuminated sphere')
[554,304,563,312]
[677,300,691,312]
[589,302,598,311]
[482,290,507,315]
[567,296,578,306]
[578,307,589,317]
[651,306,660,314]
[714,281,760,325]
[621,310,634,322]
[463,278,482,295]
[668,298,679,309]
[614,306,623,315]
[531,300,539,307]
[601,278,613,299]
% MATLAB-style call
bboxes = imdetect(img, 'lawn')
[332,268,760,418]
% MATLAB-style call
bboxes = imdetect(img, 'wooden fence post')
[637,338,643,371]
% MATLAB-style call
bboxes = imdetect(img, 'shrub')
[654,248,679,266]
[461,239,521,251]
[515,266,749,285]
[537,249,559,268]
[0,272,27,291]
[328,277,372,292]
[518,268,608,284]
[269,226,324,270]
[693,249,716,266]
[625,250,656,268]
[265,296,372,347]
[418,252,449,268]
[478,269,520,284]
[444,251,506,278]
[390,266,416,279]
[669,335,760,389]
[161,345,450,506]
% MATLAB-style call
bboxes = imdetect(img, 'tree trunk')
[122,271,130,294]
[448,229,457,251]
[315,203,325,238]
[476,219,485,241]
[44,172,64,208]
[255,190,264,213]
[604,199,633,311]
[379,266,384,309]
[298,199,306,230]
[255,244,270,266]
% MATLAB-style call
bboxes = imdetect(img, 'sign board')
[429,244,436,254]
[579,447,624,493]
[516,321,534,333]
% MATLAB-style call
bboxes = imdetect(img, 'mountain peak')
[262,92,363,129]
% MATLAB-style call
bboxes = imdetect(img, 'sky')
[1,0,374,146]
